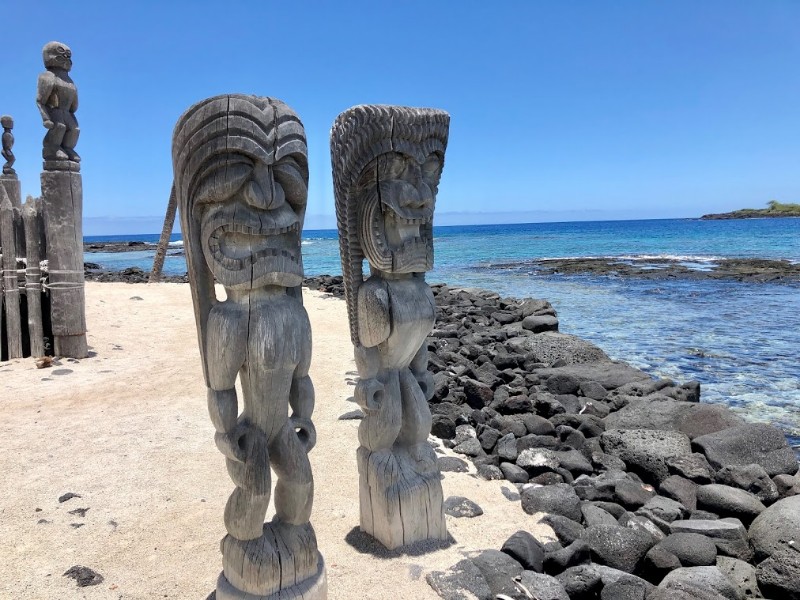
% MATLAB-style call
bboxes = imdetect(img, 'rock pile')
[406,284,800,600]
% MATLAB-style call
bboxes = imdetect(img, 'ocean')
[85,218,800,448]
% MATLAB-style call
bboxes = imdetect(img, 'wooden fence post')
[23,197,45,357]
[1,185,22,358]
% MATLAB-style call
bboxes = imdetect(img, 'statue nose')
[245,164,286,210]
[401,182,433,210]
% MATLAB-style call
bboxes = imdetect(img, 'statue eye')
[422,154,442,185]
[382,154,407,179]
[273,158,307,207]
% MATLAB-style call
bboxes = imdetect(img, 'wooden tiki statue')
[174,95,326,599]
[331,105,450,549]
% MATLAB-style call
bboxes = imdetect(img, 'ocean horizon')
[84,217,800,449]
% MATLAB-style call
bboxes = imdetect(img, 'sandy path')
[0,282,550,599]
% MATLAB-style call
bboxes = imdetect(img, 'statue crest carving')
[331,104,449,549]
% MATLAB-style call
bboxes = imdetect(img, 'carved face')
[359,151,442,273]
[194,153,308,290]
[43,42,72,71]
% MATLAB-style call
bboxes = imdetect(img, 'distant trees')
[766,200,800,213]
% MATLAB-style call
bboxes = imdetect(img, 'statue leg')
[270,419,313,525]
[61,113,80,161]
[397,368,435,465]
[245,419,323,596]
[43,122,68,160]
[357,371,402,452]
[223,424,271,540]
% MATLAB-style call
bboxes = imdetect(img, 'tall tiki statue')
[331,105,449,549]
[174,95,326,600]
[37,41,87,358]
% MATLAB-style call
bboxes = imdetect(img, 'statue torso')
[208,292,310,438]
[379,277,435,368]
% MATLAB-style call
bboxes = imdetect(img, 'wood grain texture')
[37,42,80,162]
[174,94,324,599]
[0,185,22,358]
[40,167,87,358]
[22,197,45,357]
[331,105,450,549]
[149,185,177,282]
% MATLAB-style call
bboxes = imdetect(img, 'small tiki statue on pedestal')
[174,95,326,599]
[37,41,80,162]
[331,105,450,549]
[1,115,15,175]
[37,41,87,358]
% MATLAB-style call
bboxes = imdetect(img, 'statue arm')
[71,87,79,114]
[353,279,390,411]
[36,73,55,126]
[357,278,390,347]
[290,349,316,451]
[410,341,435,401]
[290,336,314,421]
[205,306,248,462]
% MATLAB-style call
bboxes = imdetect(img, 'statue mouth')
[385,209,432,247]
[208,222,300,271]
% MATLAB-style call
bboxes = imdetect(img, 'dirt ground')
[0,282,551,599]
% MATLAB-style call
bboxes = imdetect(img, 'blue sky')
[2,1,798,234]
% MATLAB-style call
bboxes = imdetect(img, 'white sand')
[0,282,551,599]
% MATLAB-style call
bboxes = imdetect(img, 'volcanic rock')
[581,524,656,573]
[748,495,800,561]
[425,558,492,600]
[521,484,582,522]
[695,484,765,524]
[658,567,741,600]
[601,429,692,484]
[501,530,544,572]
[693,424,799,477]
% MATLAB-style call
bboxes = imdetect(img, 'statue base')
[42,159,80,172]
[219,522,325,599]
[216,554,326,600]
[357,446,447,550]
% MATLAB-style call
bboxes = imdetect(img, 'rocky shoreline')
[481,257,800,283]
[701,211,800,220]
[84,241,185,254]
[305,274,800,600]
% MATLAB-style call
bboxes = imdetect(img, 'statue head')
[332,105,449,343]
[174,95,308,383]
[42,41,73,71]
[174,95,308,293]
[0,115,12,130]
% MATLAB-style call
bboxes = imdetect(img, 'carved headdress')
[173,94,308,383]
[331,105,449,345]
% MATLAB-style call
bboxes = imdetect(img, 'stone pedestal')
[40,161,87,358]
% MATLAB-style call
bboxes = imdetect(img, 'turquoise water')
[86,218,800,447]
